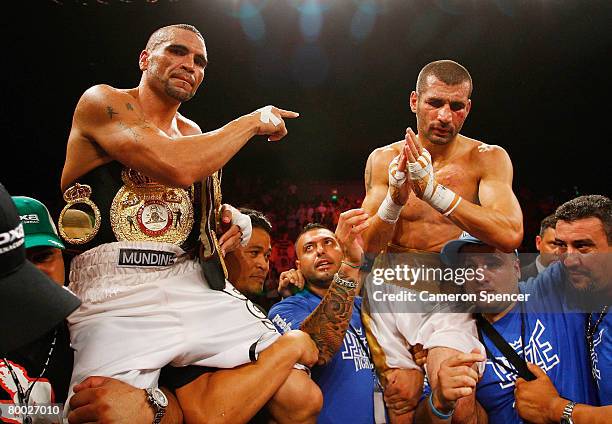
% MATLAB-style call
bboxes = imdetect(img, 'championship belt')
[59,183,102,245]
[198,170,228,290]
[110,169,194,245]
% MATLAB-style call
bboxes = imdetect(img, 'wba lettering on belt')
[118,249,177,267]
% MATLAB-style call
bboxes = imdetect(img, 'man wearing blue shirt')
[269,209,385,424]
[513,195,612,423]
[440,234,598,424]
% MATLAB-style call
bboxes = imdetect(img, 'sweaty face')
[536,227,560,267]
[555,218,611,296]
[142,29,208,102]
[411,75,471,145]
[226,228,272,296]
[461,243,520,313]
[26,246,65,286]
[296,228,343,289]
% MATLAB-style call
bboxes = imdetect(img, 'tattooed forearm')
[300,275,356,366]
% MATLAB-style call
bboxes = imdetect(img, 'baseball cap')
[0,183,80,354]
[441,231,519,266]
[12,196,65,250]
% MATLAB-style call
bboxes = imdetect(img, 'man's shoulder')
[76,84,135,111]
[461,136,511,165]
[269,291,316,313]
[367,140,403,167]
[82,84,125,99]
[370,140,403,156]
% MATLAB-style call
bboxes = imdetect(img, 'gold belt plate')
[110,170,194,245]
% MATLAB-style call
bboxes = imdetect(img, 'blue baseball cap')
[441,231,518,266]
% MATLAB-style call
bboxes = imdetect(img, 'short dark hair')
[295,223,332,251]
[145,24,204,51]
[539,214,557,236]
[416,60,472,96]
[239,208,272,236]
[555,195,612,244]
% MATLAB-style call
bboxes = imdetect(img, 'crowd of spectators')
[223,176,584,308]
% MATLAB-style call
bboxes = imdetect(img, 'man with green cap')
[12,196,66,286]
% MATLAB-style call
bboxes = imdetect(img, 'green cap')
[12,196,65,250]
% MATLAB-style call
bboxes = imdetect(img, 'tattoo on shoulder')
[126,103,134,111]
[106,106,118,120]
[118,121,142,142]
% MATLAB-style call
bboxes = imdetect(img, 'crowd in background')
[223,176,583,309]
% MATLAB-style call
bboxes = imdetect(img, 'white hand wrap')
[377,191,403,224]
[408,148,462,216]
[258,105,281,126]
[226,205,253,246]
[388,155,407,188]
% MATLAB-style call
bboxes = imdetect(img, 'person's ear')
[139,50,149,71]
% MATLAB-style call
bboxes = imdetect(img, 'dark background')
[2,0,611,245]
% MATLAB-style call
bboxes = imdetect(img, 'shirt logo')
[271,314,292,334]
[118,249,176,267]
[341,327,374,372]
[489,319,560,389]
[0,360,54,408]
[591,327,605,385]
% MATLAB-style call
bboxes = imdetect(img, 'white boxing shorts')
[362,250,484,384]
[66,241,280,397]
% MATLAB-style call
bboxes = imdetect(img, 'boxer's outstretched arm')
[446,146,523,252]
[61,84,298,190]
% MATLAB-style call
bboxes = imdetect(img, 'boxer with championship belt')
[59,24,322,424]
[360,60,523,423]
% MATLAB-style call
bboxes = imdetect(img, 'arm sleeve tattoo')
[300,271,357,365]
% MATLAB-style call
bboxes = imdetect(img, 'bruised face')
[26,246,65,286]
[555,218,611,296]
[140,28,208,102]
[461,243,520,313]
[226,228,272,295]
[410,75,471,145]
[295,228,343,290]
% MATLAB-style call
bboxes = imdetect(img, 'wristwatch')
[145,387,168,424]
[560,400,576,424]
[333,272,357,289]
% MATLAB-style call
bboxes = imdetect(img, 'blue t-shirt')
[268,289,376,424]
[590,311,611,405]
[476,263,598,424]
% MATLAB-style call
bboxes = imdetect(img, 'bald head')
[145,24,204,52]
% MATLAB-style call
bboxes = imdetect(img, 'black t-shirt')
[1,321,73,421]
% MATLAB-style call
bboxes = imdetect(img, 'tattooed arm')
[61,84,298,190]
[300,267,358,365]
[298,209,370,365]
